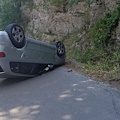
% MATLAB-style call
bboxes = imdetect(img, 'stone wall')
[21,0,120,44]
[21,0,88,42]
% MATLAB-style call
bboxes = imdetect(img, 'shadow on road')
[0,67,56,87]
[0,77,29,87]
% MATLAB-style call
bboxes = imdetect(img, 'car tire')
[5,23,26,48]
[53,41,65,58]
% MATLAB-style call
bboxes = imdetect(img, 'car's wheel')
[54,41,65,58]
[5,23,25,48]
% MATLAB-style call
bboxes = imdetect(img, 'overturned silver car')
[0,23,65,78]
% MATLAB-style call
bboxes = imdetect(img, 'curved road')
[0,67,120,120]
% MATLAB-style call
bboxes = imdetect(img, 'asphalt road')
[0,67,120,120]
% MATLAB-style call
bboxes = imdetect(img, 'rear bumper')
[0,61,37,78]
[0,60,48,78]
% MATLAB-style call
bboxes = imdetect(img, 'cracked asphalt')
[0,67,120,120]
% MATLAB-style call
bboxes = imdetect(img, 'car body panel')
[0,31,65,78]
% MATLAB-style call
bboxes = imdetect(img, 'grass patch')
[64,3,120,80]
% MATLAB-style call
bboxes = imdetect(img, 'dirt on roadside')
[64,59,120,90]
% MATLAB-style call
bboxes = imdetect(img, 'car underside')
[0,24,65,78]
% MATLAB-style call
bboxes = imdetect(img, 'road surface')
[0,67,120,120]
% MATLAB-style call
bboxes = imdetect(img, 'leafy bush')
[0,0,21,30]
[89,6,120,49]
[66,3,120,79]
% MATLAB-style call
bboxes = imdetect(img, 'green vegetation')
[1,0,120,79]
[65,3,120,79]
[67,0,82,7]
[0,0,21,30]
[86,0,95,7]
[89,7,120,49]
[0,0,34,30]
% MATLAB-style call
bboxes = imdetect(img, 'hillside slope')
[21,0,120,83]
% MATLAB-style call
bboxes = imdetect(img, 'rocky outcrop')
[21,0,120,46]
[21,0,88,42]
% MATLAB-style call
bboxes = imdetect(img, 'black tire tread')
[5,23,25,48]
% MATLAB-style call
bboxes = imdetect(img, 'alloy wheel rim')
[12,26,24,43]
